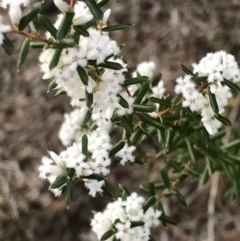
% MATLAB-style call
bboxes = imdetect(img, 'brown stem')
[11,29,48,43]
[70,0,76,8]
[157,161,191,201]
[124,87,132,97]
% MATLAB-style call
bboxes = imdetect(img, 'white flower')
[132,61,156,79]
[116,144,136,165]
[151,81,166,99]
[53,0,70,12]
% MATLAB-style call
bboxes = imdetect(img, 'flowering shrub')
[1,0,240,240]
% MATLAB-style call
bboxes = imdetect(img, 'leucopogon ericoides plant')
[1,0,240,240]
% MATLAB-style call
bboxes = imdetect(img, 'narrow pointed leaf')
[77,66,88,85]
[185,138,196,164]
[80,110,92,127]
[19,2,42,30]
[152,73,162,86]
[100,229,115,241]
[222,78,240,92]
[138,113,166,131]
[159,215,178,225]
[47,80,57,93]
[66,179,74,207]
[73,25,90,37]
[38,14,57,38]
[118,94,129,108]
[130,221,145,228]
[56,11,75,40]
[208,87,219,114]
[82,134,88,160]
[143,196,157,212]
[98,61,123,70]
[30,41,46,48]
[102,23,132,32]
[130,128,143,145]
[55,89,66,96]
[174,189,187,206]
[17,38,30,70]
[81,0,103,20]
[82,173,105,181]
[2,34,14,55]
[160,167,171,188]
[121,115,133,134]
[134,81,150,104]
[109,141,125,158]
[215,114,232,126]
[180,64,195,76]
[148,182,155,196]
[121,76,148,86]
[51,176,68,189]
[29,21,38,34]
[98,0,110,7]
[191,76,208,84]
[86,89,93,108]
[49,45,64,70]
[133,104,155,113]
[149,97,172,107]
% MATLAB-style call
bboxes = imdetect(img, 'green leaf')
[130,128,143,145]
[119,184,130,195]
[38,14,57,38]
[30,41,46,48]
[149,97,172,107]
[159,214,178,225]
[67,168,75,178]
[73,25,90,37]
[221,139,240,150]
[17,38,30,70]
[180,64,195,76]
[100,229,115,241]
[51,176,68,189]
[98,61,123,70]
[215,114,232,126]
[60,38,76,47]
[167,160,182,172]
[185,138,196,164]
[130,221,145,228]
[191,76,208,84]
[29,21,38,34]
[82,134,88,160]
[165,129,175,152]
[148,182,155,196]
[208,87,219,114]
[138,113,166,131]
[86,89,93,109]
[81,0,103,20]
[121,76,148,86]
[49,45,64,70]
[222,78,240,92]
[118,94,129,108]
[80,110,92,127]
[102,23,132,32]
[152,73,162,86]
[134,81,150,104]
[202,126,209,146]
[174,189,187,206]
[82,173,105,181]
[56,11,75,40]
[65,179,74,207]
[133,104,155,113]
[47,80,58,93]
[55,89,66,96]
[19,2,42,31]
[102,183,114,198]
[121,115,133,134]
[143,196,157,212]
[98,0,110,7]
[160,167,171,188]
[109,141,125,158]
[77,66,88,85]
[2,34,14,55]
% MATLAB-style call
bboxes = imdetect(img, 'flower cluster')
[175,51,240,135]
[91,193,161,241]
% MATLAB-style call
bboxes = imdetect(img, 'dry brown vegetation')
[1,0,240,240]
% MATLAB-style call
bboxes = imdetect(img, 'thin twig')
[11,29,48,43]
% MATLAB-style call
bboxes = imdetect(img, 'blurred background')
[1,0,240,240]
